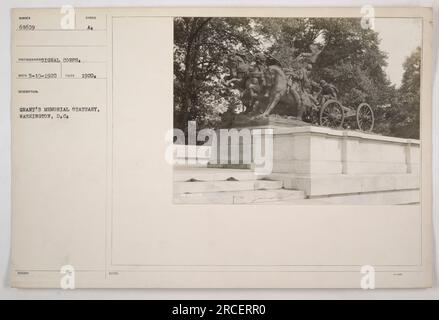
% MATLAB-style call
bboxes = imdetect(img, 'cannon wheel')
[356,103,374,132]
[319,99,345,129]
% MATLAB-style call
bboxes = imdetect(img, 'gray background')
[1,0,438,299]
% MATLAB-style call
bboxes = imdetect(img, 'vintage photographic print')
[173,17,422,205]
[9,6,432,290]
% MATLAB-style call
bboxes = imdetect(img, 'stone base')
[309,189,419,205]
[266,172,420,204]
[207,163,252,170]
[236,125,420,204]
[226,113,309,129]
[174,125,421,205]
[173,167,306,204]
[269,173,419,197]
[174,189,306,204]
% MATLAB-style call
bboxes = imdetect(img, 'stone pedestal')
[215,123,421,203]
[266,126,419,196]
[176,118,421,204]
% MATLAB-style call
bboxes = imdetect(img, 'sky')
[373,18,422,87]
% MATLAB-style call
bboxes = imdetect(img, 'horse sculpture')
[225,53,304,118]
[222,48,375,133]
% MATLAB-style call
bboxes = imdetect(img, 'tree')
[174,17,258,131]
[247,18,397,134]
[388,47,421,139]
[256,18,393,114]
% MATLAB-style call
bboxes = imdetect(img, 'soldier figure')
[251,53,270,98]
[300,64,319,106]
[317,79,338,105]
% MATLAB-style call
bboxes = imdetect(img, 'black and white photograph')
[173,17,422,205]
[4,4,435,294]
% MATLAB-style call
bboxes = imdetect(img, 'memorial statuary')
[173,17,421,205]
[224,49,374,132]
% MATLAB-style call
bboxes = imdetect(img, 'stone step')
[174,168,259,182]
[174,189,306,204]
[174,179,283,194]
[207,163,252,170]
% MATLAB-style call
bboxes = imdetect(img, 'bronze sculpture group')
[224,45,375,132]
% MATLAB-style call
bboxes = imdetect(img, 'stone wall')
[266,126,420,203]
[269,126,419,175]
[173,126,420,204]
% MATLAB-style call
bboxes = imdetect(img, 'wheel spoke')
[320,101,344,128]
[356,104,374,131]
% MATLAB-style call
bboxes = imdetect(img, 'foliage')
[174,17,257,131]
[387,47,421,139]
[256,18,396,131]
